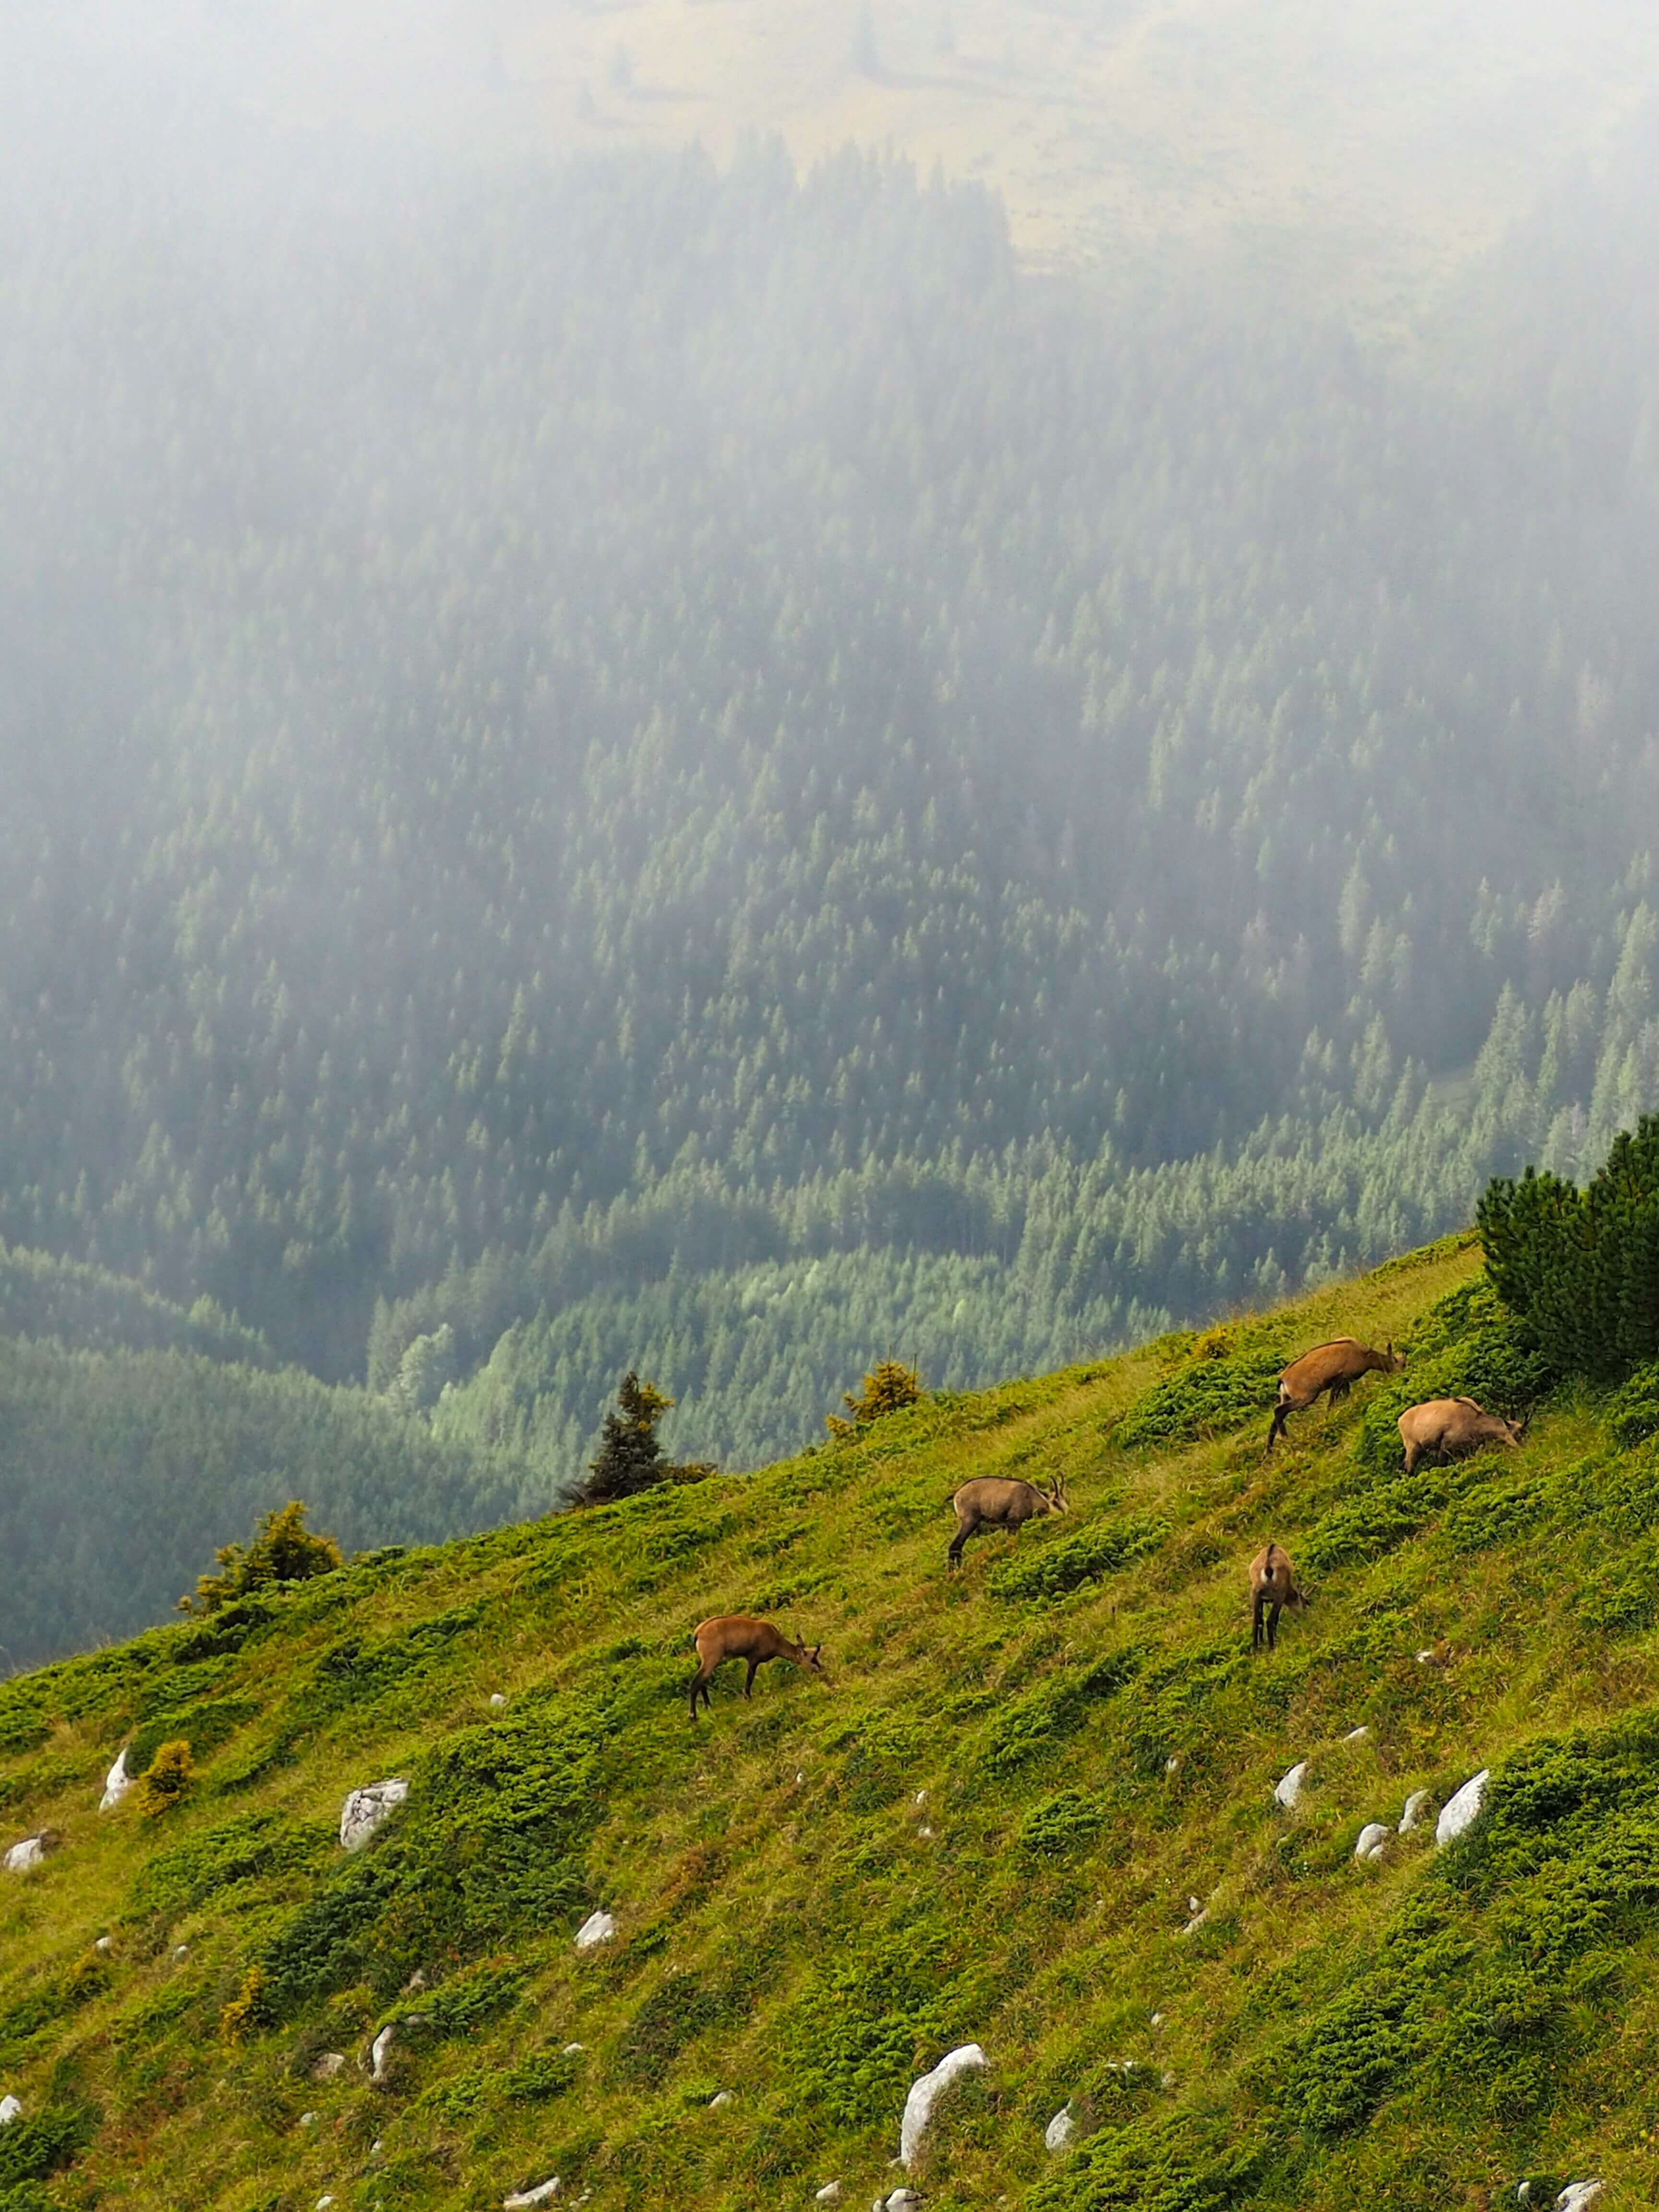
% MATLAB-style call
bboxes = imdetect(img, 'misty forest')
[4,82,1659,1656]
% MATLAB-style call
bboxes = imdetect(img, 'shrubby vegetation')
[1481,1111,1659,1381]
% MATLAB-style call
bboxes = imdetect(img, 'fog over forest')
[3,11,1659,1641]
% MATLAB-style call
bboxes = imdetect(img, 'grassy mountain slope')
[3,1232,1657,2209]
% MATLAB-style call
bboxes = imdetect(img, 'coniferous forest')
[5,95,1659,1654]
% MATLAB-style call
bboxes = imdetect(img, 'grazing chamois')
[688,1616,824,1720]
[1397,1397,1525,1477]
[946,1473,1069,1568]
[1267,1338,1405,1450]
[1249,1542,1310,1651]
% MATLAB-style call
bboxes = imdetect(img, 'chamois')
[1397,1397,1525,1477]
[1249,1541,1310,1651]
[1267,1337,1405,1451]
[688,1615,824,1721]
[946,1473,1068,1567]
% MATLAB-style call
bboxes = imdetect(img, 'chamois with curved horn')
[1267,1337,1405,1450]
[946,1473,1068,1568]
[688,1615,825,1720]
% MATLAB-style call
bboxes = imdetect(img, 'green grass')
[3,1230,1659,2206]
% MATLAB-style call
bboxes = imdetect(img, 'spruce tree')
[581,1372,676,1504]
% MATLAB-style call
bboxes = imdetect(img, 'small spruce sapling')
[825,1358,922,1439]
[178,1500,344,1615]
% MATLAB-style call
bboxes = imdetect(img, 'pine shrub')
[136,1739,195,1819]
[1479,1112,1659,1381]
[824,1358,922,1440]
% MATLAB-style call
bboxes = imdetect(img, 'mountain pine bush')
[1480,1113,1659,1380]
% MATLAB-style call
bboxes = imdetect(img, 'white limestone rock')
[1178,1906,1208,1936]
[574,1910,617,1951]
[1274,1760,1309,1809]
[369,2025,397,2081]
[311,2052,347,2081]
[1044,2104,1077,2151]
[489,1693,508,1709]
[0,2096,20,2125]
[1435,1768,1490,1847]
[173,1944,189,1960]
[561,2043,586,2055]
[4,1838,46,1875]
[298,2111,318,2128]
[503,2182,561,2209]
[99,1748,133,1812]
[316,2198,334,2209]
[1555,2185,1604,2212]
[709,2090,733,2109]
[1343,1725,1370,1744]
[884,2195,926,2212]
[94,1936,113,1955]
[1398,1788,1432,1834]
[814,2185,843,2205]
[1354,1822,1390,1863]
[899,2041,986,2167]
[340,1779,409,1852]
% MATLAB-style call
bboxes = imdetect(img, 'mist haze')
[3,2,1659,1655]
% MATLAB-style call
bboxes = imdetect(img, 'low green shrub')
[1115,1348,1285,1449]
[1609,1363,1659,1446]
[260,1699,605,2011]
[991,1515,1169,1604]
[1026,2112,1264,2212]
[1017,1789,1108,1855]
[134,1813,328,1919]
[790,1932,969,2128]
[0,2105,94,2188]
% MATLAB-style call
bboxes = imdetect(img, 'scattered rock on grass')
[4,1835,52,1875]
[94,1936,113,1955]
[311,2052,347,2082]
[709,2091,733,2109]
[1354,1823,1389,1863]
[574,1911,616,1951]
[0,2097,20,2125]
[369,2026,397,2082]
[814,2185,842,2205]
[503,2182,561,2209]
[99,1748,132,1811]
[1274,1761,1309,1810]
[1555,2185,1604,2212]
[340,1780,409,1852]
[899,2042,986,2167]
[1343,1726,1369,1744]
[1044,2105,1077,2151]
[1398,1789,1431,1833]
[561,2043,586,2056]
[489,1693,507,1709]
[1435,1769,1490,1847]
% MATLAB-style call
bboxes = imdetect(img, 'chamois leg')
[948,1515,975,1569]
[689,1667,712,1722]
[1267,1600,1282,1651]
[1252,1593,1266,1651]
[1266,1403,1288,1453]
[744,1659,759,1699]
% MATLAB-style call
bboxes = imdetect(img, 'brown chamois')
[946,1473,1068,1568]
[1266,1337,1405,1451]
[1249,1541,1310,1650]
[688,1615,825,1721]
[1397,1397,1525,1477]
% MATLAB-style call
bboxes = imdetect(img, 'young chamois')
[1266,1338,1405,1451]
[946,1473,1068,1567]
[688,1615,824,1721]
[1397,1397,1525,1477]
[1249,1542,1310,1651]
